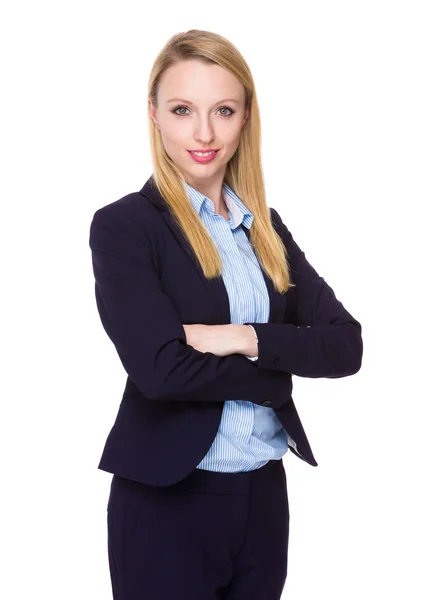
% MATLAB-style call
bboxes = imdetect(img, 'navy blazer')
[89,176,363,487]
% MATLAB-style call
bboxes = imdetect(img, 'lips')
[187,149,219,164]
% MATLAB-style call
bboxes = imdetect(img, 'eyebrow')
[166,97,241,105]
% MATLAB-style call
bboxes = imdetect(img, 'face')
[149,60,249,188]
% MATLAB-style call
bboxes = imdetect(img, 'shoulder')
[91,190,160,231]
[269,207,303,261]
[269,206,287,238]
[89,190,163,259]
[269,206,281,224]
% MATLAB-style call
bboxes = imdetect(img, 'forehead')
[158,60,245,104]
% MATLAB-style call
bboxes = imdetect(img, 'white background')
[1,1,420,598]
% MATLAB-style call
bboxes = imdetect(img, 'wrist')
[238,324,258,357]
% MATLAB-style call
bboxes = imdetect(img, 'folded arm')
[244,208,363,378]
[89,205,291,404]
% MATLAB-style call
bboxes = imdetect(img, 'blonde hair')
[147,29,292,295]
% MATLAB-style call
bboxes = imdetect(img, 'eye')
[173,106,190,116]
[218,106,234,117]
[172,105,235,118]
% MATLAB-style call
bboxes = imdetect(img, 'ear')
[149,98,160,129]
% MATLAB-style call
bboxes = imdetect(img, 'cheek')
[160,123,188,149]
[221,123,243,144]
[159,135,184,160]
[222,129,243,154]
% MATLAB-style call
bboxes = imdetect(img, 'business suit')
[89,175,363,598]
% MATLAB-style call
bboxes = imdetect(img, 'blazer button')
[262,400,272,406]
[272,356,280,366]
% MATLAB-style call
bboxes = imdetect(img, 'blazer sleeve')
[244,208,363,378]
[89,206,290,404]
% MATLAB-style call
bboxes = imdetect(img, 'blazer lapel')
[139,176,286,325]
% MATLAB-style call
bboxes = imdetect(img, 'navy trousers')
[106,458,290,599]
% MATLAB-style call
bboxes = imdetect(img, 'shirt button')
[272,357,280,366]
[262,400,272,406]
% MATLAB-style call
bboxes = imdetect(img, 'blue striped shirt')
[184,181,289,472]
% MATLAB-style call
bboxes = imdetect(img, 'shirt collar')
[183,181,254,230]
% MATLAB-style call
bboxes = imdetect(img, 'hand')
[182,324,242,357]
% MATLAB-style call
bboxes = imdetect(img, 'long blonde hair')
[147,29,292,295]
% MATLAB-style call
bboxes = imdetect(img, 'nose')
[193,114,216,144]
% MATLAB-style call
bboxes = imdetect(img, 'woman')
[89,29,363,600]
